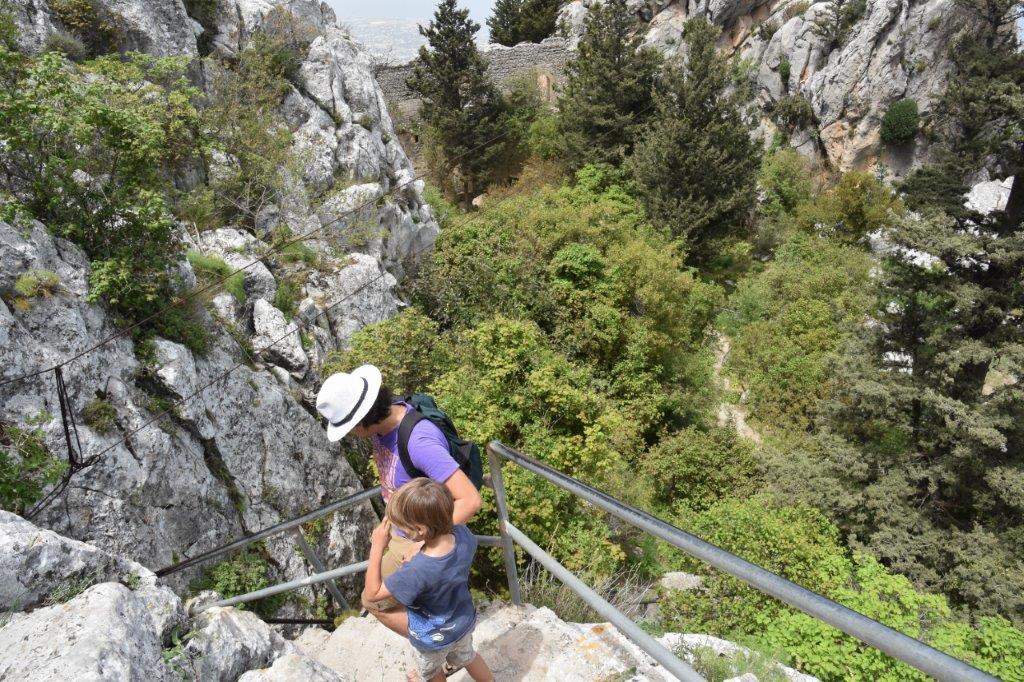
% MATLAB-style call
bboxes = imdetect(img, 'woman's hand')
[371,519,392,549]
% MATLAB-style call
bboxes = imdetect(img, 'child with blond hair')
[362,478,494,682]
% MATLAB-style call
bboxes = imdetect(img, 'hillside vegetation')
[2,0,1023,679]
[330,1,1024,679]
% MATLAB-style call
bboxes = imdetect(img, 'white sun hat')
[316,364,383,442]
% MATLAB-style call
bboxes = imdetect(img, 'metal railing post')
[292,528,350,611]
[486,444,522,606]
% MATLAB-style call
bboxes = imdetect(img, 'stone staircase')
[290,603,819,682]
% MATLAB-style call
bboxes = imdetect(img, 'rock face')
[2,0,441,611]
[297,602,821,681]
[0,513,337,681]
[558,0,967,173]
[0,219,378,606]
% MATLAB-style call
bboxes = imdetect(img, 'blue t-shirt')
[383,524,478,651]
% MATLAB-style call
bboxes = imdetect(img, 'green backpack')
[396,394,485,490]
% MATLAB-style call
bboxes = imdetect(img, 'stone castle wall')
[378,37,571,114]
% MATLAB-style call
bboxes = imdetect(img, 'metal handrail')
[487,441,999,682]
[156,486,382,577]
[505,521,703,682]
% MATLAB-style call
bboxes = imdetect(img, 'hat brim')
[325,364,383,442]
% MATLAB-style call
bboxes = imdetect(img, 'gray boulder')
[238,653,349,682]
[176,606,297,682]
[0,582,177,682]
[252,298,309,375]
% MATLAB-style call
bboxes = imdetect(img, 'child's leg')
[463,654,493,682]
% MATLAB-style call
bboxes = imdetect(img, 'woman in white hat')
[316,364,483,631]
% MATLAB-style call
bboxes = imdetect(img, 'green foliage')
[487,0,561,46]
[772,94,814,132]
[0,50,211,350]
[812,0,867,50]
[627,18,761,264]
[793,171,903,243]
[44,571,99,605]
[815,210,1024,620]
[407,0,506,209]
[681,643,788,682]
[83,398,117,434]
[778,58,791,83]
[272,276,301,319]
[42,31,88,62]
[660,497,851,636]
[640,426,760,513]
[557,0,662,169]
[49,0,119,57]
[186,251,246,304]
[326,308,450,396]
[191,544,286,619]
[723,233,871,429]
[0,420,67,515]
[758,149,813,219]
[194,14,312,231]
[879,98,919,144]
[762,557,1024,681]
[13,270,60,299]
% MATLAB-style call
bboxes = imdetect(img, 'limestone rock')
[307,252,399,350]
[0,219,376,606]
[196,227,279,304]
[9,0,200,57]
[302,603,821,681]
[238,653,349,682]
[561,0,965,172]
[0,511,184,638]
[0,582,177,682]
[965,177,1014,216]
[252,298,309,376]
[177,606,298,682]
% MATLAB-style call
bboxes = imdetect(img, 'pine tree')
[487,0,523,46]
[625,18,760,264]
[517,0,562,42]
[818,210,1024,618]
[903,0,1024,229]
[556,0,661,169]
[408,0,506,210]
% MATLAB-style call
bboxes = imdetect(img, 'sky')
[325,0,495,25]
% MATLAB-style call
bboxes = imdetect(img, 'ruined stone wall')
[379,37,571,114]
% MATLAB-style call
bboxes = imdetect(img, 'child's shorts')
[411,631,476,679]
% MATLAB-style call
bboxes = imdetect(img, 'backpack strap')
[396,407,428,480]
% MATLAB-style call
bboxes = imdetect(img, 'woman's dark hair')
[359,384,393,428]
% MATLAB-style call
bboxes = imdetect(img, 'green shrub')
[326,308,450,395]
[191,544,286,618]
[761,556,1024,681]
[773,94,814,131]
[880,98,919,144]
[778,58,791,83]
[758,148,812,218]
[795,170,903,242]
[186,250,246,304]
[14,270,60,298]
[42,30,87,61]
[659,497,851,636]
[48,0,119,56]
[0,420,67,515]
[83,398,117,434]
[681,644,788,682]
[641,426,760,513]
[357,113,374,130]
[272,276,301,319]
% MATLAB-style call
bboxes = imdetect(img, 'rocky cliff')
[559,0,966,173]
[2,0,438,608]
[0,512,819,681]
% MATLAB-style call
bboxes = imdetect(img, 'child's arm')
[362,520,395,604]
